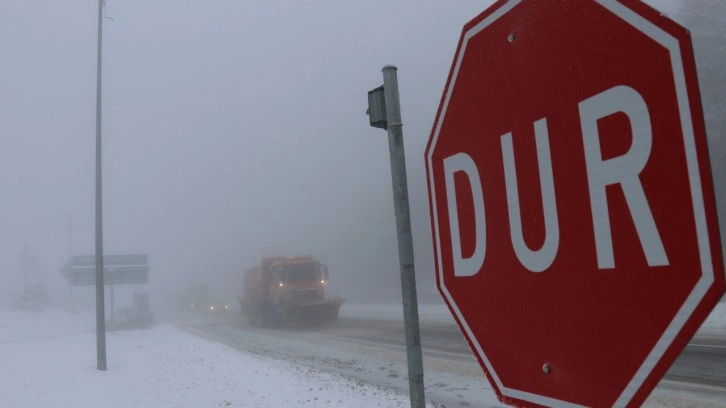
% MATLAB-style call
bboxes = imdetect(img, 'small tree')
[14,282,50,311]
[13,244,50,311]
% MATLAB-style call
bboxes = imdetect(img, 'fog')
[0,0,711,315]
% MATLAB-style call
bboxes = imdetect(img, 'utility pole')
[67,212,73,260]
[94,0,107,371]
[367,65,426,408]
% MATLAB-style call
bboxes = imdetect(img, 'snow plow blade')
[283,298,344,324]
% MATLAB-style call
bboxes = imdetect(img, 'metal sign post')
[367,65,426,408]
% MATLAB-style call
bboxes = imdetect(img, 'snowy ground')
[0,309,428,407]
[0,302,724,407]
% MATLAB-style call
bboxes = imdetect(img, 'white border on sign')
[425,1,714,407]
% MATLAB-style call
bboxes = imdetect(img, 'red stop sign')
[425,1,725,407]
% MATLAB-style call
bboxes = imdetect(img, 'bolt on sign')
[425,1,725,407]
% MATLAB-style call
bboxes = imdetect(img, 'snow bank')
[341,302,726,335]
[340,303,453,323]
[0,310,426,408]
[0,308,94,344]
[700,302,726,334]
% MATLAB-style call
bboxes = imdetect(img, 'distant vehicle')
[184,296,208,311]
[180,284,211,311]
[106,307,154,330]
[205,299,230,313]
[240,256,344,327]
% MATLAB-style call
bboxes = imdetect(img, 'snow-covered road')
[179,316,502,407]
[178,304,726,408]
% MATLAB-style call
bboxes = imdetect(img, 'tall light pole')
[94,0,107,371]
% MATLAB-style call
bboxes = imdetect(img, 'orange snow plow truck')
[240,256,344,326]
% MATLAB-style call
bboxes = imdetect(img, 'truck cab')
[268,259,329,306]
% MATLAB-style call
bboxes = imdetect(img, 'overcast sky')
[0,0,692,307]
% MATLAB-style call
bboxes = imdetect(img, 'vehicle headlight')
[210,306,214,310]
[279,282,284,287]
[225,305,228,309]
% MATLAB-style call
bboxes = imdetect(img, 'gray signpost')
[367,65,425,408]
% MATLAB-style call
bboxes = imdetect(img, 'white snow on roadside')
[0,309,94,344]
[0,310,429,408]
[342,302,726,335]
[341,303,453,323]
[700,301,726,334]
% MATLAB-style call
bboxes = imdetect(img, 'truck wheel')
[264,307,282,328]
[271,310,283,328]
